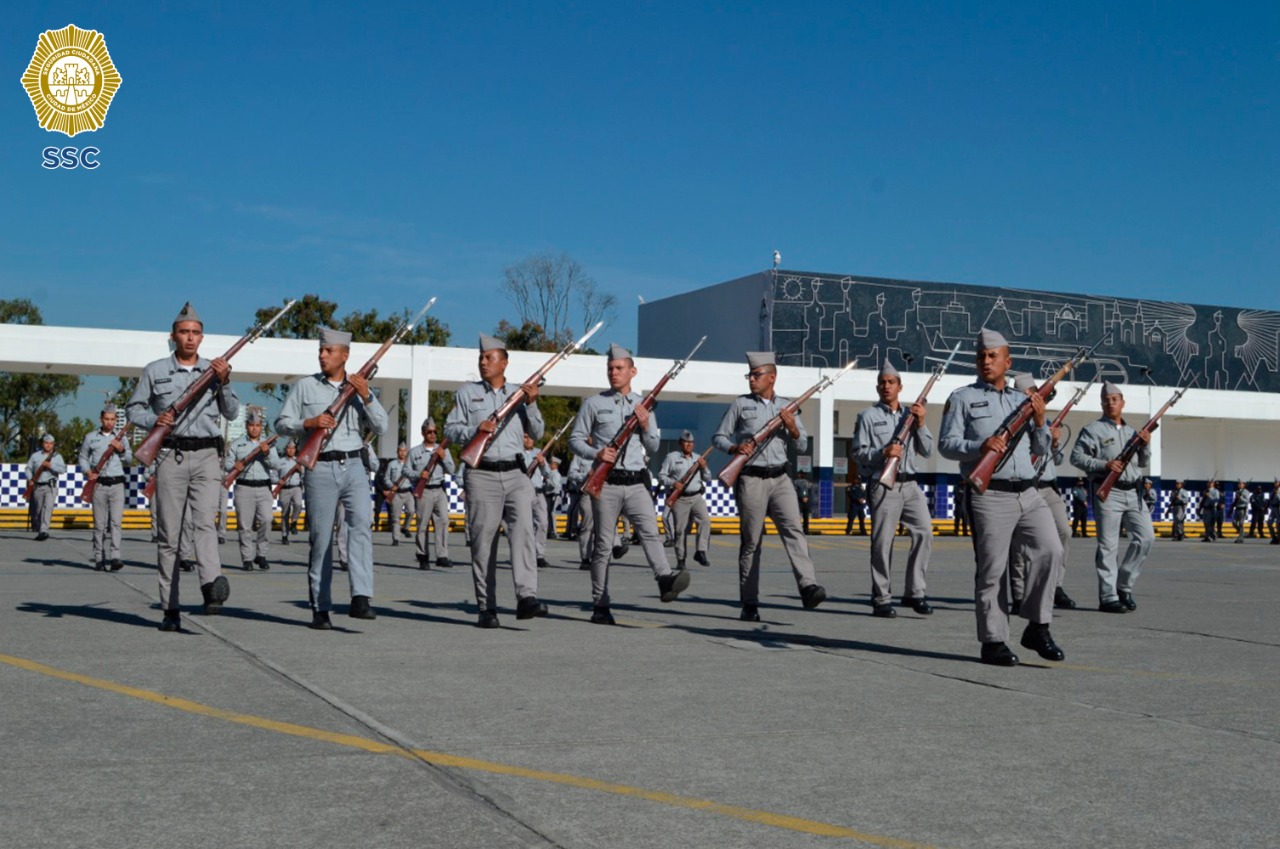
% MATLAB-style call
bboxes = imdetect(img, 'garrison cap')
[245,411,264,425]
[422,417,436,430]
[746,351,776,369]
[479,333,506,353]
[680,429,694,441]
[607,343,633,361]
[101,403,118,415]
[878,360,900,378]
[319,327,352,347]
[1101,381,1123,397]
[398,442,407,451]
[549,455,561,465]
[1012,372,1036,392]
[975,328,1007,350]
[41,433,54,443]
[173,302,202,327]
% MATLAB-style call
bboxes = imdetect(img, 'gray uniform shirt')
[385,458,411,490]
[852,401,934,478]
[26,450,67,482]
[278,459,304,488]
[79,430,133,477]
[658,450,712,494]
[444,381,544,462]
[567,455,591,487]
[938,380,1051,480]
[570,390,659,472]
[224,437,281,482]
[544,466,563,495]
[1069,418,1149,484]
[714,393,808,467]
[525,449,547,489]
[275,373,388,450]
[127,354,240,438]
[407,441,456,485]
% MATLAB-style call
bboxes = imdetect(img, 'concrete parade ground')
[2,525,1276,849]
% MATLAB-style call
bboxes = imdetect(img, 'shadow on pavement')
[16,600,167,631]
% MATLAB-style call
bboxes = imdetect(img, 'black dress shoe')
[872,603,897,618]
[202,576,230,615]
[612,544,627,560]
[740,604,761,622]
[516,596,549,620]
[1009,598,1023,616]
[255,556,269,570]
[1020,623,1065,661]
[902,597,933,615]
[801,584,827,609]
[242,561,255,571]
[336,561,348,571]
[1053,588,1077,610]
[159,611,181,633]
[1118,591,1136,611]
[94,563,106,572]
[1099,600,1128,613]
[281,536,290,545]
[693,551,709,566]
[110,559,124,571]
[579,559,591,570]
[436,557,451,568]
[536,557,549,570]
[590,606,616,625]
[662,539,674,548]
[657,570,691,602]
[676,559,686,570]
[349,596,376,620]
[179,560,196,572]
[35,532,49,541]
[310,611,333,630]
[476,610,500,629]
[981,642,1019,666]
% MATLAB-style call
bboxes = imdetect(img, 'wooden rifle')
[664,445,715,509]
[79,424,135,504]
[24,456,53,502]
[878,342,961,487]
[410,439,452,499]
[719,359,859,489]
[223,434,280,489]
[271,461,302,499]
[1029,373,1097,469]
[582,336,706,498]
[135,299,297,465]
[459,321,603,468]
[527,419,573,479]
[296,298,436,469]
[1095,384,1191,502]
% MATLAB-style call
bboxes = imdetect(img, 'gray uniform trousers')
[733,474,819,605]
[389,491,414,536]
[233,485,273,563]
[278,487,303,537]
[415,487,450,559]
[531,493,548,558]
[91,481,125,564]
[465,468,538,610]
[180,500,197,561]
[1092,487,1153,603]
[589,482,673,606]
[668,493,710,562]
[32,484,55,533]
[333,511,348,564]
[577,493,596,562]
[968,488,1060,643]
[1011,485,1071,599]
[304,459,374,612]
[868,480,933,604]
[155,447,224,611]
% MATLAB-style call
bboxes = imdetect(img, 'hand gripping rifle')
[1095,384,1191,502]
[528,418,574,479]
[1029,372,1098,469]
[271,462,302,499]
[297,298,437,469]
[135,299,298,466]
[582,336,706,498]
[79,424,136,504]
[223,434,280,489]
[664,445,716,509]
[24,457,53,503]
[719,359,859,489]
[459,321,603,468]
[878,342,962,488]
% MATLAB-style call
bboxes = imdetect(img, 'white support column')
[409,345,433,441]
[814,392,836,517]
[1148,417,1163,480]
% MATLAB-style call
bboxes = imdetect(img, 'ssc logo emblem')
[20,23,122,137]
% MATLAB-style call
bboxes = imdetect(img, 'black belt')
[316,449,362,462]
[423,483,444,490]
[1036,481,1057,491]
[984,480,1035,493]
[740,465,787,479]
[396,487,412,493]
[97,476,125,486]
[1107,480,1138,491]
[237,479,271,488]
[163,436,221,451]
[35,480,55,487]
[477,458,522,472]
[606,469,649,486]
[679,490,703,498]
[282,483,301,489]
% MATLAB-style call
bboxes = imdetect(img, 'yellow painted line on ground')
[0,651,939,848]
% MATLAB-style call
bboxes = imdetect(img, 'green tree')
[0,299,83,461]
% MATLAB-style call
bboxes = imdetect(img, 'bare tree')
[501,253,616,347]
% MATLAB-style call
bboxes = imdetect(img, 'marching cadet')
[714,352,827,622]
[523,432,551,570]
[1170,480,1189,541]
[1201,481,1222,541]
[79,404,132,570]
[276,327,387,629]
[277,440,305,544]
[571,345,691,624]
[1231,481,1250,541]
[26,434,66,541]
[658,430,712,570]
[444,334,547,628]
[1070,478,1090,537]
[383,443,414,546]
[938,329,1065,667]
[407,417,454,569]
[567,447,595,569]
[127,302,239,631]
[852,360,935,617]
[1069,382,1153,613]
[224,411,281,570]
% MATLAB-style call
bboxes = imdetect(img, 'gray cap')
[284,439,296,449]
[319,327,352,347]
[879,360,900,378]
[398,442,407,451]
[173,302,202,327]
[101,403,117,415]
[746,351,775,369]
[1101,381,1123,397]
[422,417,436,430]
[549,455,561,465]
[975,328,1008,350]
[680,429,694,441]
[1012,372,1036,392]
[245,411,264,425]
[607,343,633,361]
[479,333,506,352]
[41,433,54,443]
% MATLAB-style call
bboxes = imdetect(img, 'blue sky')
[3,2,1277,410]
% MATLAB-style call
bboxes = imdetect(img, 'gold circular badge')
[20,24,122,137]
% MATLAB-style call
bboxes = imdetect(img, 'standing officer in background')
[793,471,813,535]
[277,440,305,544]
[853,360,935,617]
[1070,382,1153,614]
[571,344,691,625]
[79,405,132,569]
[1201,481,1222,541]
[276,327,387,629]
[1250,485,1268,538]
[658,430,712,570]
[127,303,238,631]
[1070,478,1090,537]
[845,472,868,535]
[938,329,1064,667]
[444,334,547,628]
[26,434,66,541]
[408,417,454,569]
[523,432,552,570]
[383,443,414,546]
[714,352,827,622]
[1230,481,1250,542]
[1170,480,1189,541]
[224,411,281,571]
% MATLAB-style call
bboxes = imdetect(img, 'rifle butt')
[1095,474,1117,503]
[143,478,157,500]
[79,483,95,504]
[718,455,748,489]
[966,451,1002,495]
[133,426,170,466]
[412,479,426,499]
[271,483,283,499]
[582,468,607,499]
[459,433,491,469]
[296,429,329,470]
[878,456,901,488]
